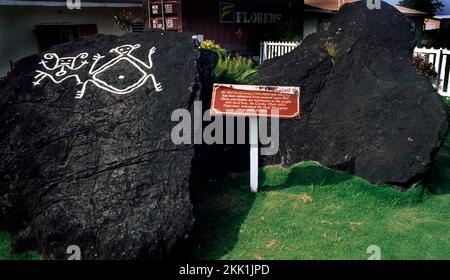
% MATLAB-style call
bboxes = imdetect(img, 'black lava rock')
[257,2,450,186]
[0,30,214,259]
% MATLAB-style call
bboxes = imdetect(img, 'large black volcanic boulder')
[257,2,450,186]
[0,30,215,259]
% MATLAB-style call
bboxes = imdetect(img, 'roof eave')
[304,8,334,14]
[0,1,142,8]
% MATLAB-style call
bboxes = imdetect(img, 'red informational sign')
[210,84,300,119]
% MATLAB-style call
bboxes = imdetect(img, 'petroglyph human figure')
[75,44,163,99]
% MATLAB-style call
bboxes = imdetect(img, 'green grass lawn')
[190,135,450,260]
[1,132,450,260]
[0,232,40,260]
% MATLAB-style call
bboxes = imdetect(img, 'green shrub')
[199,40,258,84]
[200,40,226,56]
[213,54,259,85]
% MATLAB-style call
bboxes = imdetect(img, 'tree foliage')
[398,0,444,15]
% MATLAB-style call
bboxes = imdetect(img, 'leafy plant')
[112,10,135,33]
[200,40,226,56]
[213,54,259,85]
[199,40,258,84]
[412,54,437,78]
[324,39,337,65]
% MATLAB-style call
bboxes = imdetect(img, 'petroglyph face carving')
[110,44,140,55]
[33,52,89,86]
[33,44,163,99]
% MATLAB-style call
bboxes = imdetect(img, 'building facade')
[143,0,304,55]
[0,0,143,77]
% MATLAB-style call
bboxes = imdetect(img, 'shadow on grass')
[422,135,450,195]
[260,164,355,191]
[186,163,354,260]
[184,171,262,260]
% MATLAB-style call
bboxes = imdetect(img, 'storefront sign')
[219,2,282,24]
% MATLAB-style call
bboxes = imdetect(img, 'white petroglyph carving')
[75,44,163,99]
[33,52,89,86]
[33,44,163,99]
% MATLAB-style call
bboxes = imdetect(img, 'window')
[152,19,164,29]
[426,23,436,30]
[166,18,174,29]
[152,4,159,14]
[132,22,145,33]
[34,24,97,52]
[318,18,330,32]
[164,3,173,13]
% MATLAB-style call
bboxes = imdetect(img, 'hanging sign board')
[210,83,300,193]
[211,84,300,118]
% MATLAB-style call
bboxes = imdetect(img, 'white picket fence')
[259,41,301,64]
[414,47,450,97]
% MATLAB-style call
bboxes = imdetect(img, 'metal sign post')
[210,84,300,193]
[249,117,259,193]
